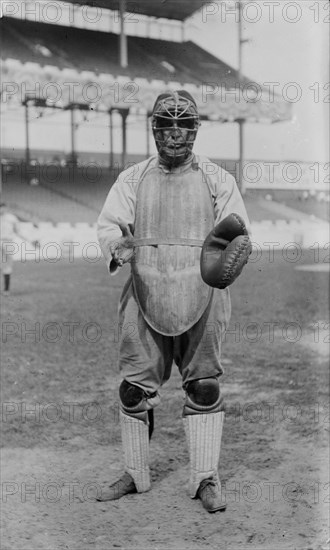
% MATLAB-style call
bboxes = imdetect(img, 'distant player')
[97,90,251,512]
[0,202,33,295]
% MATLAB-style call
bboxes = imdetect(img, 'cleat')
[96,472,137,502]
[197,478,227,513]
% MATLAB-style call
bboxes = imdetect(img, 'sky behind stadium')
[188,1,329,162]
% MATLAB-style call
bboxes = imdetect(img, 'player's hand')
[110,222,135,266]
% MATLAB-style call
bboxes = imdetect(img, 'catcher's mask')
[152,90,200,167]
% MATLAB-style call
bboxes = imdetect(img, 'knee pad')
[119,379,145,409]
[119,379,160,422]
[183,377,225,416]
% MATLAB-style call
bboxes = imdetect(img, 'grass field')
[1,250,329,549]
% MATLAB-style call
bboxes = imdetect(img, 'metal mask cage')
[151,93,200,165]
[152,95,200,132]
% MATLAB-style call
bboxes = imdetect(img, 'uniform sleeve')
[97,167,137,273]
[211,166,251,234]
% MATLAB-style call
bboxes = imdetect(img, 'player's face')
[154,116,197,165]
[162,123,190,156]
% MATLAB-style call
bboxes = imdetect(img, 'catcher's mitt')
[200,213,252,289]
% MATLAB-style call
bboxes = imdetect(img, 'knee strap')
[183,377,225,416]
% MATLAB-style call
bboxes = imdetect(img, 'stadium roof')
[64,0,208,21]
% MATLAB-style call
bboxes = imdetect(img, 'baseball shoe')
[96,472,137,502]
[197,478,227,513]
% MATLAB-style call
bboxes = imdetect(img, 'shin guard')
[120,410,150,493]
[183,411,224,497]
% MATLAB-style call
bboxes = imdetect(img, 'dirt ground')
[1,256,329,550]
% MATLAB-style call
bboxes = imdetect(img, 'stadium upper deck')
[1,16,247,88]
[1,15,290,122]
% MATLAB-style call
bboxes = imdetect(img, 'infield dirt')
[1,251,329,550]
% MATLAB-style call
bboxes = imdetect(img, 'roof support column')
[70,106,76,165]
[146,111,151,159]
[109,109,114,168]
[67,105,79,167]
[238,0,247,195]
[119,108,129,168]
[24,100,31,184]
[119,0,128,68]
[181,21,185,42]
[238,118,245,195]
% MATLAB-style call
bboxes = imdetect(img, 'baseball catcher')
[97,90,251,512]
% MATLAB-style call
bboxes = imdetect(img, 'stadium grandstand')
[0,0,328,247]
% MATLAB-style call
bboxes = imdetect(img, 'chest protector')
[131,162,214,336]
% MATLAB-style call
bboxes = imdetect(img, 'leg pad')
[183,411,225,497]
[120,411,150,492]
